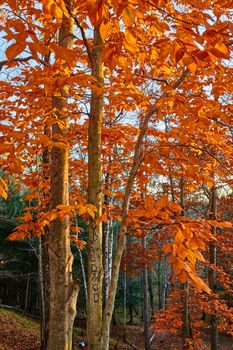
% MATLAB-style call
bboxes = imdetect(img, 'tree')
[0,1,233,350]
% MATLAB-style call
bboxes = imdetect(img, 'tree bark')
[179,177,192,349]
[87,68,189,350]
[103,179,111,304]
[40,120,50,350]
[47,4,80,349]
[87,23,104,350]
[148,269,156,316]
[142,236,151,350]
[182,280,192,349]
[39,234,50,350]
[208,186,219,350]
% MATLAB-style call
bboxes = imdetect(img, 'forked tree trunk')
[87,65,188,350]
[47,4,80,349]
[101,106,158,350]
[208,186,219,350]
[87,23,104,350]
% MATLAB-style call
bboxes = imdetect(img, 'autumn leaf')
[6,42,26,61]
[211,41,229,59]
[188,62,197,74]
[169,202,182,212]
[103,189,115,196]
[50,43,74,67]
[123,29,137,53]
[99,21,110,41]
[122,6,135,27]
[0,177,8,200]
[175,229,185,243]
[175,48,185,64]
[87,207,96,218]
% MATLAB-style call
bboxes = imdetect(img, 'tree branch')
[0,56,47,71]
[102,68,190,338]
[64,5,94,68]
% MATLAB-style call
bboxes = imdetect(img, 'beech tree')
[0,1,233,350]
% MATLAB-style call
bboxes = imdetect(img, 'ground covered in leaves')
[0,308,232,350]
[0,308,40,350]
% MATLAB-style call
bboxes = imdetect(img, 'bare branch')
[0,56,47,71]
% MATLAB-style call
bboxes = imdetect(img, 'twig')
[0,55,48,71]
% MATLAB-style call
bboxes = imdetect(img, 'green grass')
[73,326,85,338]
[109,337,118,345]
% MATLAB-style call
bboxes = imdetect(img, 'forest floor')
[0,308,232,350]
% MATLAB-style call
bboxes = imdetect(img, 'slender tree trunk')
[129,284,134,324]
[103,219,109,304]
[74,213,87,305]
[47,4,80,349]
[108,219,113,286]
[25,274,30,313]
[142,236,151,350]
[87,23,104,350]
[182,280,192,348]
[39,46,51,350]
[78,246,88,305]
[123,253,127,326]
[39,235,50,350]
[148,269,156,316]
[40,124,50,350]
[157,262,162,310]
[208,186,219,350]
[179,177,192,349]
[103,183,111,304]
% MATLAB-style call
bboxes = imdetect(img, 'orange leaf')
[175,48,185,64]
[87,207,95,219]
[188,62,197,74]
[124,29,137,53]
[0,177,8,200]
[6,42,26,61]
[169,202,182,212]
[122,6,135,27]
[212,41,229,59]
[175,229,185,243]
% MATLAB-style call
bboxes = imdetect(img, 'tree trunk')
[123,254,127,326]
[142,236,151,350]
[87,23,104,350]
[179,177,193,349]
[148,269,156,316]
[103,181,111,305]
[25,274,30,313]
[157,262,162,310]
[128,284,134,324]
[208,186,219,350]
[47,4,80,349]
[40,232,50,350]
[182,280,192,349]
[74,213,87,305]
[40,123,50,350]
